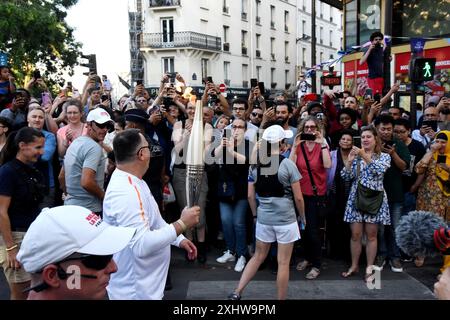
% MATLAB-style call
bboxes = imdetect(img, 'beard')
[276,117,288,126]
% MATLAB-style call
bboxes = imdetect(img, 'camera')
[315,112,325,120]
[208,94,218,106]
[162,96,173,107]
[33,70,41,79]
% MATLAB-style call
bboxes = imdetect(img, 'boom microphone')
[396,210,449,258]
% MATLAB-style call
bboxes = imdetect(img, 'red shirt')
[295,142,328,196]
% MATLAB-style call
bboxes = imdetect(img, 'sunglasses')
[59,253,113,271]
[94,122,111,129]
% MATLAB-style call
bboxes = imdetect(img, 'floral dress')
[416,158,450,221]
[341,153,391,225]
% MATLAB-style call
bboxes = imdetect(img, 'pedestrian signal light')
[409,58,436,82]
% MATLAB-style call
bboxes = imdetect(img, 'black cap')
[124,109,149,125]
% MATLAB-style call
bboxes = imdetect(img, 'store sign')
[321,75,341,86]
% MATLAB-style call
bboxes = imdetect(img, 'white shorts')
[255,221,301,244]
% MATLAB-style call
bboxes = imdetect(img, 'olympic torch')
[186,100,204,208]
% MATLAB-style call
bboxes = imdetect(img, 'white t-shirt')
[103,169,185,300]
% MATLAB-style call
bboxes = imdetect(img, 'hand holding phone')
[300,133,316,141]
[437,155,447,164]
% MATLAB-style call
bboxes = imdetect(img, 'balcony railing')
[142,31,222,51]
[149,0,180,8]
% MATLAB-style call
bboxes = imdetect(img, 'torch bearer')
[186,100,204,211]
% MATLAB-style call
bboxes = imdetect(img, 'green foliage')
[0,0,82,87]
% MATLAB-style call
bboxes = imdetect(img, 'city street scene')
[0,0,449,305]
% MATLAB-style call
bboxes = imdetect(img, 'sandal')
[364,266,376,284]
[341,267,359,278]
[296,260,310,271]
[305,267,320,280]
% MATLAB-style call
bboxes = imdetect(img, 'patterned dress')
[416,158,450,221]
[341,153,391,225]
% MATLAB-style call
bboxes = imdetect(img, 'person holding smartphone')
[415,131,450,271]
[289,116,331,280]
[412,106,440,149]
[374,115,411,273]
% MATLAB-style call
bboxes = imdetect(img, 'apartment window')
[241,30,247,48]
[284,41,289,62]
[270,5,275,28]
[222,0,229,14]
[329,30,333,47]
[256,34,261,49]
[223,26,229,43]
[285,70,290,89]
[224,61,230,83]
[302,20,306,35]
[302,0,306,11]
[330,54,334,60]
[256,66,262,80]
[242,64,248,87]
[255,0,261,24]
[241,0,248,20]
[270,37,275,59]
[161,18,174,43]
[271,68,276,85]
[319,1,324,18]
[319,26,323,44]
[319,52,324,64]
[162,57,174,73]
[201,59,209,82]
[284,11,289,32]
[302,48,307,67]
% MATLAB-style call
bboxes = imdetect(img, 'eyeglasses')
[232,125,246,130]
[251,113,263,118]
[58,253,113,271]
[304,125,317,130]
[136,145,150,155]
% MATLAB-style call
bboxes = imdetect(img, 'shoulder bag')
[355,158,384,216]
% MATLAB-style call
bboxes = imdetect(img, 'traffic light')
[409,57,436,82]
[80,54,97,76]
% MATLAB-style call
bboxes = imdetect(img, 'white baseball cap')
[262,125,293,143]
[17,206,136,273]
[86,108,113,124]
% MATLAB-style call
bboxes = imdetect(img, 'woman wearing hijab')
[415,131,450,269]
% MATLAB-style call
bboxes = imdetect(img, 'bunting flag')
[118,75,131,90]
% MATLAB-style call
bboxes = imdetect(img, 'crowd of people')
[0,41,449,300]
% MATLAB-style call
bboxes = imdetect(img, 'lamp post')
[311,0,317,93]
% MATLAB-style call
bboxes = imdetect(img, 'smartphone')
[300,133,316,141]
[136,80,143,86]
[170,72,177,82]
[206,76,213,84]
[365,88,373,99]
[223,128,232,138]
[258,82,265,96]
[374,93,381,103]
[334,92,344,99]
[437,155,447,164]
[33,69,41,79]
[384,140,395,148]
[101,94,109,102]
[353,136,361,148]
[41,92,51,105]
[250,78,258,89]
[422,120,438,132]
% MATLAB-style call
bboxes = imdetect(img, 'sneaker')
[216,250,235,263]
[390,258,403,273]
[234,256,246,272]
[374,256,386,271]
[227,292,241,300]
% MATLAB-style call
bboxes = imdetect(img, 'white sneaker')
[234,256,246,272]
[216,250,236,263]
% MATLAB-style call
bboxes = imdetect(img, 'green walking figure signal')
[423,62,432,78]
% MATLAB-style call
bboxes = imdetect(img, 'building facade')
[130,0,343,95]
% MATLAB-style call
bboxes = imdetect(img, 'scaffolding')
[128,0,144,88]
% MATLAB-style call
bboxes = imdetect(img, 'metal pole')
[311,0,316,93]
[383,0,393,94]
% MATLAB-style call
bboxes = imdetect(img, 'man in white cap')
[17,205,135,300]
[60,108,113,216]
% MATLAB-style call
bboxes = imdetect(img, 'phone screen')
[224,128,232,138]
[207,76,213,83]
[353,136,361,148]
[300,133,316,141]
[437,155,447,164]
[365,88,373,99]
[258,82,265,95]
[250,78,258,89]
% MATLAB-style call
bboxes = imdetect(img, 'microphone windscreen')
[396,210,447,258]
